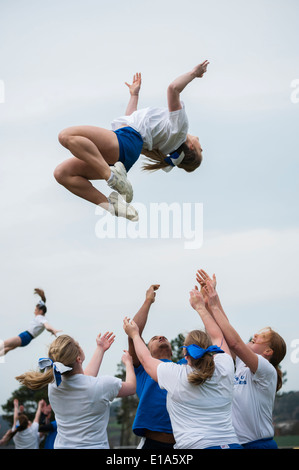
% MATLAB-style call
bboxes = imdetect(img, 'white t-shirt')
[111,103,189,154]
[157,353,239,449]
[232,355,277,444]
[13,421,40,449]
[48,373,122,449]
[27,315,48,337]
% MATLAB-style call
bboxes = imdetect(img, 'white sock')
[107,171,114,184]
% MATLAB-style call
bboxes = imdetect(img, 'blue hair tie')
[163,150,185,172]
[38,357,72,387]
[181,344,224,359]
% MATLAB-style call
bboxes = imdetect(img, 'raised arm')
[167,60,209,112]
[44,321,62,337]
[124,317,161,382]
[125,73,142,115]
[117,350,136,397]
[13,399,19,428]
[33,400,44,424]
[189,288,230,355]
[128,284,160,367]
[196,269,228,320]
[84,332,115,377]
[203,277,259,373]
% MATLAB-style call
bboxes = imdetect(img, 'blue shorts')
[18,331,34,347]
[113,127,143,172]
[242,438,278,449]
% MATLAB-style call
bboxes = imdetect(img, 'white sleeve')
[157,362,180,392]
[37,315,47,325]
[168,102,189,136]
[100,376,122,402]
[253,355,277,389]
[214,353,235,376]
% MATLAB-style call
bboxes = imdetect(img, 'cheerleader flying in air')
[54,60,209,221]
[1,288,61,356]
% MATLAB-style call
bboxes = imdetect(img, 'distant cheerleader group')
[0,269,286,449]
[0,62,287,449]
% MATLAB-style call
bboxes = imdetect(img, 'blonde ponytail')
[141,143,202,173]
[185,330,216,386]
[16,368,54,390]
[16,335,81,390]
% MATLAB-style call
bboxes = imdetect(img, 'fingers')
[152,284,160,291]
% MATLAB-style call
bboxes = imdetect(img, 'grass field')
[276,435,299,449]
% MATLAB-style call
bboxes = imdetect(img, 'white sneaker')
[107,191,139,222]
[107,162,133,203]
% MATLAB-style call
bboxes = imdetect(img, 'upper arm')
[233,342,259,373]
[141,356,162,382]
[117,382,136,398]
[167,84,183,112]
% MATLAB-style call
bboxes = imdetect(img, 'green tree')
[170,333,185,362]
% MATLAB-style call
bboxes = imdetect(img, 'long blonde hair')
[184,330,216,386]
[142,143,202,172]
[16,335,81,390]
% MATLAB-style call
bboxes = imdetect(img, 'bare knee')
[58,128,78,148]
[54,163,69,185]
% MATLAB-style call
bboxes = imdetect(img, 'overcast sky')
[0,0,299,411]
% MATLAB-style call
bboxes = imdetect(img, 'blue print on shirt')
[234,375,247,385]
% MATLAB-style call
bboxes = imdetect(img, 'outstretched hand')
[96,331,115,352]
[196,269,217,290]
[125,73,142,96]
[123,317,140,339]
[192,60,209,78]
[121,349,133,366]
[196,270,220,308]
[146,284,160,304]
[189,287,206,311]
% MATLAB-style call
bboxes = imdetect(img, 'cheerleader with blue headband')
[123,284,243,450]
[54,61,208,222]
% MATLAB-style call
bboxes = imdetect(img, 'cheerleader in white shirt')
[1,288,61,356]
[123,289,242,450]
[0,398,43,449]
[54,61,208,221]
[196,269,287,449]
[16,332,136,449]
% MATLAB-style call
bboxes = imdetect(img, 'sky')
[0,0,298,411]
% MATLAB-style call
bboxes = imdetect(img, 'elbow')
[229,338,244,355]
[167,82,180,95]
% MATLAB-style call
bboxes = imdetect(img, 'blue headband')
[181,344,224,359]
[38,357,72,387]
[163,150,185,172]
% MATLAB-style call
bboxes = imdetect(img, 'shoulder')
[157,360,186,380]
[255,355,277,380]
[36,315,47,324]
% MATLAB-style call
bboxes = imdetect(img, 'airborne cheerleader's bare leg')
[55,125,134,205]
[54,157,110,206]
[57,126,119,181]
[1,336,22,356]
